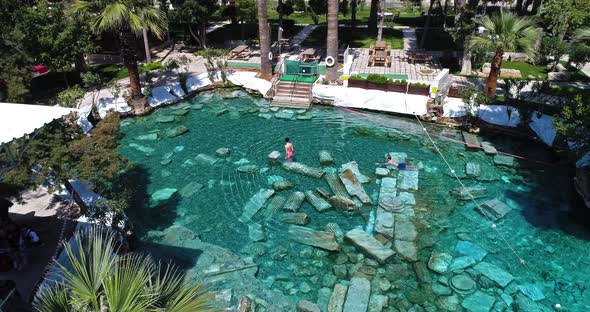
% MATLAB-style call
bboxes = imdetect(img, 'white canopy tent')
[0,102,77,178]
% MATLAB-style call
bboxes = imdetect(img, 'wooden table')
[301,48,317,62]
[370,50,390,67]
[229,45,250,59]
[408,51,432,64]
[375,41,387,50]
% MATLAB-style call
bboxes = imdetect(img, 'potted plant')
[365,74,391,91]
[348,74,367,88]
[388,79,408,93]
[407,82,430,95]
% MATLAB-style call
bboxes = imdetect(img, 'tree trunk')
[442,0,449,29]
[522,0,533,13]
[188,24,204,48]
[419,0,436,49]
[75,53,87,72]
[120,31,142,101]
[368,0,379,31]
[278,0,284,52]
[63,70,70,88]
[351,0,357,26]
[63,177,88,214]
[326,0,339,82]
[515,0,524,15]
[377,0,385,42]
[257,0,273,78]
[485,48,503,97]
[127,63,142,100]
[142,28,151,63]
[530,0,542,15]
[200,20,208,49]
[460,49,472,75]
[278,0,284,34]
[229,0,238,25]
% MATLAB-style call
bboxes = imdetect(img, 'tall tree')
[276,0,294,45]
[308,0,328,24]
[350,0,358,26]
[35,227,219,312]
[368,0,379,31]
[257,0,272,78]
[419,0,437,49]
[376,0,386,42]
[468,12,541,97]
[20,1,97,86]
[515,0,525,15]
[70,0,167,114]
[540,0,590,42]
[2,114,129,212]
[172,0,219,48]
[0,0,33,102]
[326,0,339,82]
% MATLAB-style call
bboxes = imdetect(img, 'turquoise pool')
[119,90,590,311]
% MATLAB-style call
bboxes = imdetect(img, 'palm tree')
[70,0,167,113]
[573,27,590,45]
[257,0,272,79]
[326,0,339,82]
[468,12,540,97]
[35,227,219,312]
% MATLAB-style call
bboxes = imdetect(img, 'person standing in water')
[285,138,294,162]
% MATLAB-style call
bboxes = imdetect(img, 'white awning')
[0,103,77,144]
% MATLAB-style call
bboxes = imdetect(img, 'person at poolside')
[285,138,294,162]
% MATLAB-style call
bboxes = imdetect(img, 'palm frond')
[126,12,145,34]
[573,27,590,44]
[139,6,167,39]
[469,12,540,59]
[165,282,220,312]
[102,253,155,312]
[93,3,131,33]
[67,0,93,16]
[34,284,74,312]
[55,226,118,309]
[151,262,184,307]
[151,262,220,312]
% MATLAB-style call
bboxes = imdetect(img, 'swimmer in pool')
[377,154,410,170]
[285,137,294,162]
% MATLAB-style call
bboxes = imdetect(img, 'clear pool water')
[119,90,590,311]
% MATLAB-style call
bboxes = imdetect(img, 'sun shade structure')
[0,102,77,179]
[0,103,77,144]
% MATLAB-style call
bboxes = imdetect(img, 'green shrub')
[349,74,364,81]
[366,74,390,84]
[391,79,408,85]
[410,82,429,88]
[140,62,163,73]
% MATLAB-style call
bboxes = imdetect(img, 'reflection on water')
[119,90,590,311]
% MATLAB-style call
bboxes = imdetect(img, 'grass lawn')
[265,4,453,27]
[301,26,403,49]
[207,24,303,46]
[90,62,163,82]
[502,61,548,79]
[415,29,459,51]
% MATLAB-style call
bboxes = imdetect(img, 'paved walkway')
[350,49,442,81]
[402,28,417,51]
[1,189,73,302]
[289,24,318,50]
